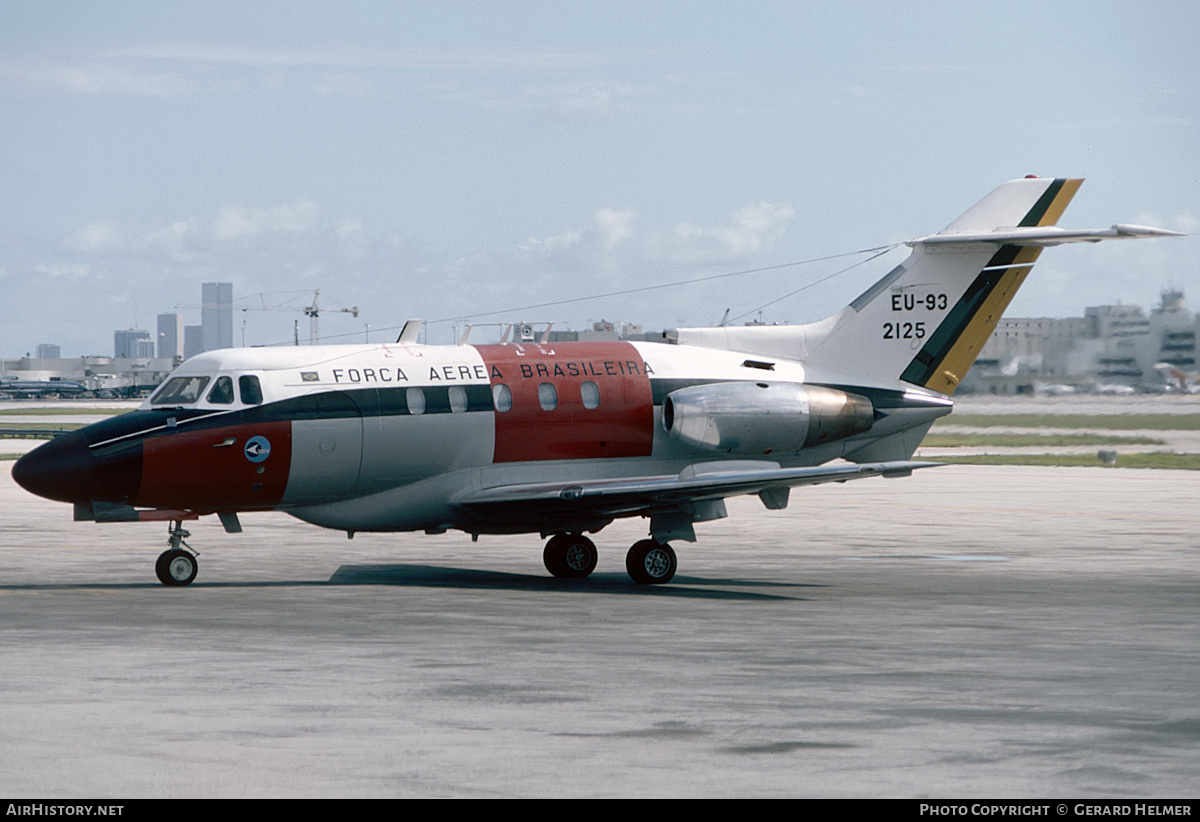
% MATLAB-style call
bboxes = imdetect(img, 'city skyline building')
[201,282,233,353]
[184,325,204,359]
[113,328,154,359]
[157,313,184,361]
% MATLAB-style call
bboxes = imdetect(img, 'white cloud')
[0,44,609,100]
[0,58,194,96]
[143,220,201,261]
[64,201,323,261]
[650,202,795,264]
[34,263,90,278]
[105,44,600,74]
[334,218,370,262]
[66,222,129,254]
[517,202,793,274]
[210,200,320,245]
[523,80,655,120]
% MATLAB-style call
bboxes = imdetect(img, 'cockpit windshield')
[149,373,265,407]
[151,375,211,406]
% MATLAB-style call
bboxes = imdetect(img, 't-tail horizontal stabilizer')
[911,223,1183,247]
[766,177,1180,395]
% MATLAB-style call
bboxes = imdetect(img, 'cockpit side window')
[207,376,235,404]
[238,375,263,405]
[151,376,211,406]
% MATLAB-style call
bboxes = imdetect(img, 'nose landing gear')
[156,521,198,586]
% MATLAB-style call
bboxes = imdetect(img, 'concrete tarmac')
[1,460,1197,798]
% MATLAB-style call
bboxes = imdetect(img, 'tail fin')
[867,176,1083,394]
[674,177,1179,395]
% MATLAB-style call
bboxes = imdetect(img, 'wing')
[453,459,941,538]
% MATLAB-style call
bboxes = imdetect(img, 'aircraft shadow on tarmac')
[326,564,814,601]
[0,565,817,600]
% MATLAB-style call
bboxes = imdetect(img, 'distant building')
[0,354,178,397]
[964,289,1199,393]
[202,282,233,352]
[114,329,155,359]
[548,320,647,342]
[184,325,204,360]
[157,313,184,360]
[1151,289,1196,371]
[35,343,60,360]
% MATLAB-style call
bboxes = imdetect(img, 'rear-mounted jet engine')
[662,382,874,456]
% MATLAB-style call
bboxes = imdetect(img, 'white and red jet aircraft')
[13,177,1180,586]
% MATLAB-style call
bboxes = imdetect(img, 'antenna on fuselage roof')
[396,319,423,344]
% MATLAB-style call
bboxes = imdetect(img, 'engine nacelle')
[662,382,874,456]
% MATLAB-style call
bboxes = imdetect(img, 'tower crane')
[293,290,359,345]
[177,289,359,345]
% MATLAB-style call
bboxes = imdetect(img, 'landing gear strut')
[543,533,598,579]
[156,520,198,586]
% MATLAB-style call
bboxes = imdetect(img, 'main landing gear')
[542,533,678,585]
[542,533,598,579]
[625,539,678,585]
[155,520,198,586]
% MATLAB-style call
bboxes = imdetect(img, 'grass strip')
[0,407,129,416]
[929,452,1200,470]
[923,433,1162,447]
[0,423,82,432]
[942,413,1200,431]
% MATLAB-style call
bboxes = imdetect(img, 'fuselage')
[13,338,950,537]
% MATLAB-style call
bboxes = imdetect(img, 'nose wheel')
[156,521,198,586]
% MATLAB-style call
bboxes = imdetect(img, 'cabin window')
[239,375,263,405]
[493,384,512,412]
[580,381,600,410]
[406,387,426,415]
[207,376,235,404]
[151,375,210,406]
[448,386,468,413]
[538,382,558,411]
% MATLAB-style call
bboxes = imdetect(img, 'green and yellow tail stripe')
[900,178,1082,395]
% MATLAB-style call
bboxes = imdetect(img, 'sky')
[2,0,1197,357]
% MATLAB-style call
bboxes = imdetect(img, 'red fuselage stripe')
[475,341,655,463]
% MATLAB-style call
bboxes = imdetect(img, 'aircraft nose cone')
[13,431,98,504]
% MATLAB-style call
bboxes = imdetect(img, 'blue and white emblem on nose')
[244,436,271,463]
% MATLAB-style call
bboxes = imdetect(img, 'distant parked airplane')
[1154,362,1200,392]
[0,377,89,398]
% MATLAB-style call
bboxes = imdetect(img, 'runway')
[1,459,1197,797]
